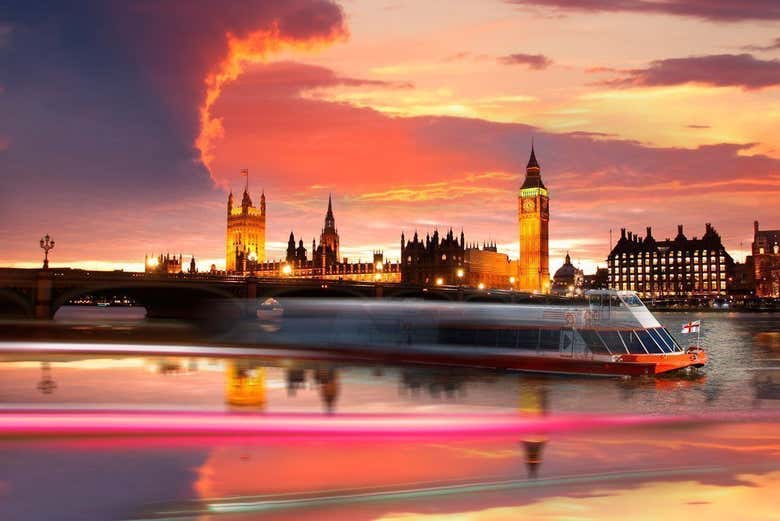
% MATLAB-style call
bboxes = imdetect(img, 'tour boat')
[254,290,707,377]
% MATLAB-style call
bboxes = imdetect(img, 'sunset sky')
[1,0,779,274]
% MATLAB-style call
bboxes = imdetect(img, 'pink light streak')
[1,410,779,440]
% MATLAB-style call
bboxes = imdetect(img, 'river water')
[0,308,778,520]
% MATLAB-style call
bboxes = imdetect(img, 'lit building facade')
[463,243,518,289]
[401,231,517,288]
[608,224,733,297]
[518,145,550,293]
[226,178,266,273]
[401,229,465,285]
[145,253,183,274]
[248,196,401,282]
[752,220,780,297]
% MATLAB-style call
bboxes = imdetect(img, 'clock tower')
[518,144,550,293]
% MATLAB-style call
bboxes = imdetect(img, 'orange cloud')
[196,23,347,179]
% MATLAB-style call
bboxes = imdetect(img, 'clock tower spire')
[518,142,550,293]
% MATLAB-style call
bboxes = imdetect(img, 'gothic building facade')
[250,196,401,282]
[518,145,550,293]
[401,229,465,285]
[608,224,733,297]
[226,175,266,273]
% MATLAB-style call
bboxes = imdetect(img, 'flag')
[240,168,248,176]
[681,320,701,334]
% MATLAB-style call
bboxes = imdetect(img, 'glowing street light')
[478,282,485,290]
[39,234,55,269]
[509,276,516,285]
[282,263,292,276]
[435,277,444,286]
[456,268,464,279]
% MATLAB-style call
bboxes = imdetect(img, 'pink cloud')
[204,61,780,266]
[507,0,780,22]
[498,53,553,70]
[594,54,780,90]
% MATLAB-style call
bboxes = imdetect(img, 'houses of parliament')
[219,146,552,293]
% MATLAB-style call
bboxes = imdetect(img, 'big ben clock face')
[522,198,536,212]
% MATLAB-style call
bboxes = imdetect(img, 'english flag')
[681,320,701,334]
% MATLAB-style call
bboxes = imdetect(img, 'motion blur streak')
[2,410,780,439]
[0,341,339,360]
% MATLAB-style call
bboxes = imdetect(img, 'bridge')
[0,268,555,320]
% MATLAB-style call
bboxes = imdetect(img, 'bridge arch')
[50,280,245,320]
[0,288,34,318]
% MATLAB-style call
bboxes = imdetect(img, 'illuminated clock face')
[522,198,536,212]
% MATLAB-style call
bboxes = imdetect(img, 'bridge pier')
[34,270,53,319]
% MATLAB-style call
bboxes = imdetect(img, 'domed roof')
[553,253,577,280]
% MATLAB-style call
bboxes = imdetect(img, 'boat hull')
[307,343,708,378]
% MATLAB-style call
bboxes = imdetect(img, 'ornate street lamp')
[39,234,55,269]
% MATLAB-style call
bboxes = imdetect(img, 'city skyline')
[1,1,779,273]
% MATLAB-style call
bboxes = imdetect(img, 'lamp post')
[39,234,55,269]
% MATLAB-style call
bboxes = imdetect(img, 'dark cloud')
[743,37,780,51]
[594,54,780,90]
[498,53,553,70]
[0,1,346,247]
[686,124,711,129]
[506,0,780,22]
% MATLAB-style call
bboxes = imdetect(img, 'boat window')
[622,330,648,354]
[497,329,518,349]
[578,329,611,355]
[517,329,540,350]
[648,328,673,353]
[636,329,664,354]
[621,294,645,307]
[599,330,629,354]
[539,329,561,351]
[475,328,498,348]
[659,328,683,352]
[438,326,476,346]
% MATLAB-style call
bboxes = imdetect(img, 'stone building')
[464,242,517,289]
[145,253,183,274]
[608,224,733,297]
[752,221,780,297]
[401,229,465,286]
[518,144,550,293]
[250,196,401,282]
[551,253,584,296]
[226,172,266,273]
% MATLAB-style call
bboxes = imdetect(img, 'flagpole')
[697,320,701,347]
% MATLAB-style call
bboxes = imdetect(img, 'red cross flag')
[681,320,701,334]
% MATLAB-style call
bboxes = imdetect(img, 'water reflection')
[225,361,267,409]
[36,361,56,395]
[517,379,548,479]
